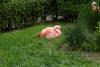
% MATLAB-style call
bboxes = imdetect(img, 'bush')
[78,2,100,32]
[81,32,98,51]
[76,2,100,51]
[62,0,91,21]
[0,0,45,32]
[66,25,86,50]
[94,22,100,51]
[64,2,100,51]
[0,0,92,32]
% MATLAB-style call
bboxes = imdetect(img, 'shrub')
[63,0,91,21]
[94,22,100,51]
[78,2,100,32]
[77,2,100,51]
[66,25,86,50]
[65,2,100,51]
[0,0,45,32]
[81,32,98,51]
[0,0,92,32]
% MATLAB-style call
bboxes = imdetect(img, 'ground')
[82,52,100,64]
[0,22,100,67]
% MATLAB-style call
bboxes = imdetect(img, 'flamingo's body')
[39,25,62,39]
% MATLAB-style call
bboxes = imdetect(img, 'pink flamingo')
[38,25,62,39]
[38,25,62,55]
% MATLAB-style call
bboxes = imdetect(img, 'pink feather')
[39,25,62,39]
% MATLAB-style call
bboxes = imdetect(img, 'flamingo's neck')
[54,28,61,34]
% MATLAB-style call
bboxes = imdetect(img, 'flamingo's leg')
[48,39,53,56]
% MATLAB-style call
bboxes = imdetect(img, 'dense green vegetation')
[64,0,100,51]
[0,0,91,32]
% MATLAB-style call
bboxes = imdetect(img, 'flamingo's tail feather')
[37,32,41,37]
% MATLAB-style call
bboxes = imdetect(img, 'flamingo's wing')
[40,27,54,37]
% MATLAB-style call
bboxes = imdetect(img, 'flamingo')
[91,1,100,12]
[38,25,62,39]
[38,25,62,55]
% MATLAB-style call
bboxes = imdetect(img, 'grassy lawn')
[0,22,100,67]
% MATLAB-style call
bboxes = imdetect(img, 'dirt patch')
[82,52,100,63]
[60,44,100,63]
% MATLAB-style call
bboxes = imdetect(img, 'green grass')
[0,23,100,67]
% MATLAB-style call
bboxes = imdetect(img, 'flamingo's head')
[54,25,61,30]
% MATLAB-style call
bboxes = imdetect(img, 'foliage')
[94,22,100,51]
[60,0,90,21]
[0,0,92,32]
[0,0,10,4]
[77,2,100,51]
[78,1,100,32]
[66,25,86,50]
[0,0,45,32]
[65,2,100,51]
